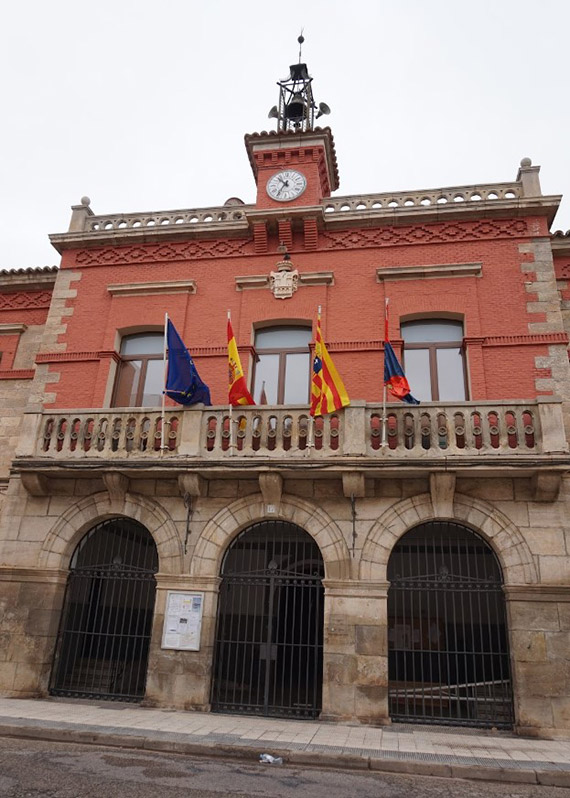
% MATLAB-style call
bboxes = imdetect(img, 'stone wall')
[1,473,569,736]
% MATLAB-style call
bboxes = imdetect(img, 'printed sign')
[161,591,204,651]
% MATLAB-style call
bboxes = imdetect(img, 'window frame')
[252,325,312,405]
[402,322,468,402]
[112,333,164,408]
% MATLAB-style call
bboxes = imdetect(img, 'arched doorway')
[49,518,158,702]
[211,520,324,718]
[387,521,513,728]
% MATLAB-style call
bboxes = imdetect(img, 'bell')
[284,93,307,122]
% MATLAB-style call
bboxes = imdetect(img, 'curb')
[1,721,569,787]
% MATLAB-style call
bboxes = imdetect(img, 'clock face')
[266,170,307,202]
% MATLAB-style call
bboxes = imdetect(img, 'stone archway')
[359,493,538,585]
[38,492,183,574]
[191,493,351,580]
[49,517,159,701]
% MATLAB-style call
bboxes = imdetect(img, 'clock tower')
[245,37,339,213]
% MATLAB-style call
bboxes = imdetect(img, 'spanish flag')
[310,308,350,417]
[228,317,255,406]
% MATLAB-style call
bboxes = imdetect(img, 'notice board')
[161,591,204,651]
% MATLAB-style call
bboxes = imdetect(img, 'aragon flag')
[165,319,211,406]
[228,318,255,406]
[310,309,350,417]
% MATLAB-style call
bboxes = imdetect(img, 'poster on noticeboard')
[161,591,204,651]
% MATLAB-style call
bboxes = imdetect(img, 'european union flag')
[165,320,211,406]
[384,342,420,405]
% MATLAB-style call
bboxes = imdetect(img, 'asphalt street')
[0,737,569,798]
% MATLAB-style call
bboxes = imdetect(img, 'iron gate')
[387,521,513,728]
[49,518,158,702]
[211,521,324,718]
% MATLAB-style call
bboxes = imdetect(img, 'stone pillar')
[0,567,67,697]
[144,573,221,710]
[342,401,367,457]
[67,197,94,232]
[516,158,542,197]
[505,585,570,736]
[176,408,203,456]
[321,579,390,724]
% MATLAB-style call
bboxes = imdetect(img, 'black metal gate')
[388,521,513,728]
[211,521,324,718]
[49,518,158,702]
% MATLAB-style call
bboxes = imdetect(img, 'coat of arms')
[269,255,299,300]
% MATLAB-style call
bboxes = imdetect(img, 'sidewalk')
[0,697,569,786]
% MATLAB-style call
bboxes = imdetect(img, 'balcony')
[15,400,569,496]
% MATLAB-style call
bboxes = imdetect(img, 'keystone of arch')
[38,491,183,574]
[191,493,351,580]
[359,492,538,585]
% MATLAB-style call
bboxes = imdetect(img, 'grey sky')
[2,0,569,269]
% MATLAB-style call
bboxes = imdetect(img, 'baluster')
[479,410,492,451]
[511,408,525,452]
[498,408,509,450]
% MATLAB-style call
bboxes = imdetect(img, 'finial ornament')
[266,34,331,133]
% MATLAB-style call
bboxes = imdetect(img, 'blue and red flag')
[384,300,420,405]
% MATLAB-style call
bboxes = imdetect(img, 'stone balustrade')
[86,205,250,232]
[322,183,522,216]
[69,182,525,235]
[20,400,568,462]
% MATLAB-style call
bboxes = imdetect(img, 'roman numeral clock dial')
[266,169,307,202]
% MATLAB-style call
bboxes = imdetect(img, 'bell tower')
[245,36,339,211]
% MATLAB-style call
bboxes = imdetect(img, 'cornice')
[0,267,58,293]
[108,280,196,297]
[244,127,339,191]
[323,195,561,230]
[0,369,35,380]
[0,323,27,335]
[377,263,482,282]
[235,271,334,291]
[36,350,121,365]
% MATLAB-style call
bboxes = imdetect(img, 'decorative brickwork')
[75,238,253,266]
[322,219,528,250]
[0,292,52,310]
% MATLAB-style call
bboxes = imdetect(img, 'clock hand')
[276,180,289,196]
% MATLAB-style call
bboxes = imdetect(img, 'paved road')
[0,737,569,798]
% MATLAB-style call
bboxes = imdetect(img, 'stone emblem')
[269,255,299,300]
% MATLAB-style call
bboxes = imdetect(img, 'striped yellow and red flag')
[228,317,255,406]
[310,309,350,417]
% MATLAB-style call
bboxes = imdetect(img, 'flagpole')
[381,298,388,448]
[227,309,235,456]
[161,312,168,455]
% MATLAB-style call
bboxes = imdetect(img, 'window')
[253,326,311,404]
[113,333,164,407]
[402,320,466,402]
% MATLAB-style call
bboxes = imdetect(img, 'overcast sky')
[2,0,569,270]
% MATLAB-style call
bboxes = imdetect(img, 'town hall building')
[1,48,569,737]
